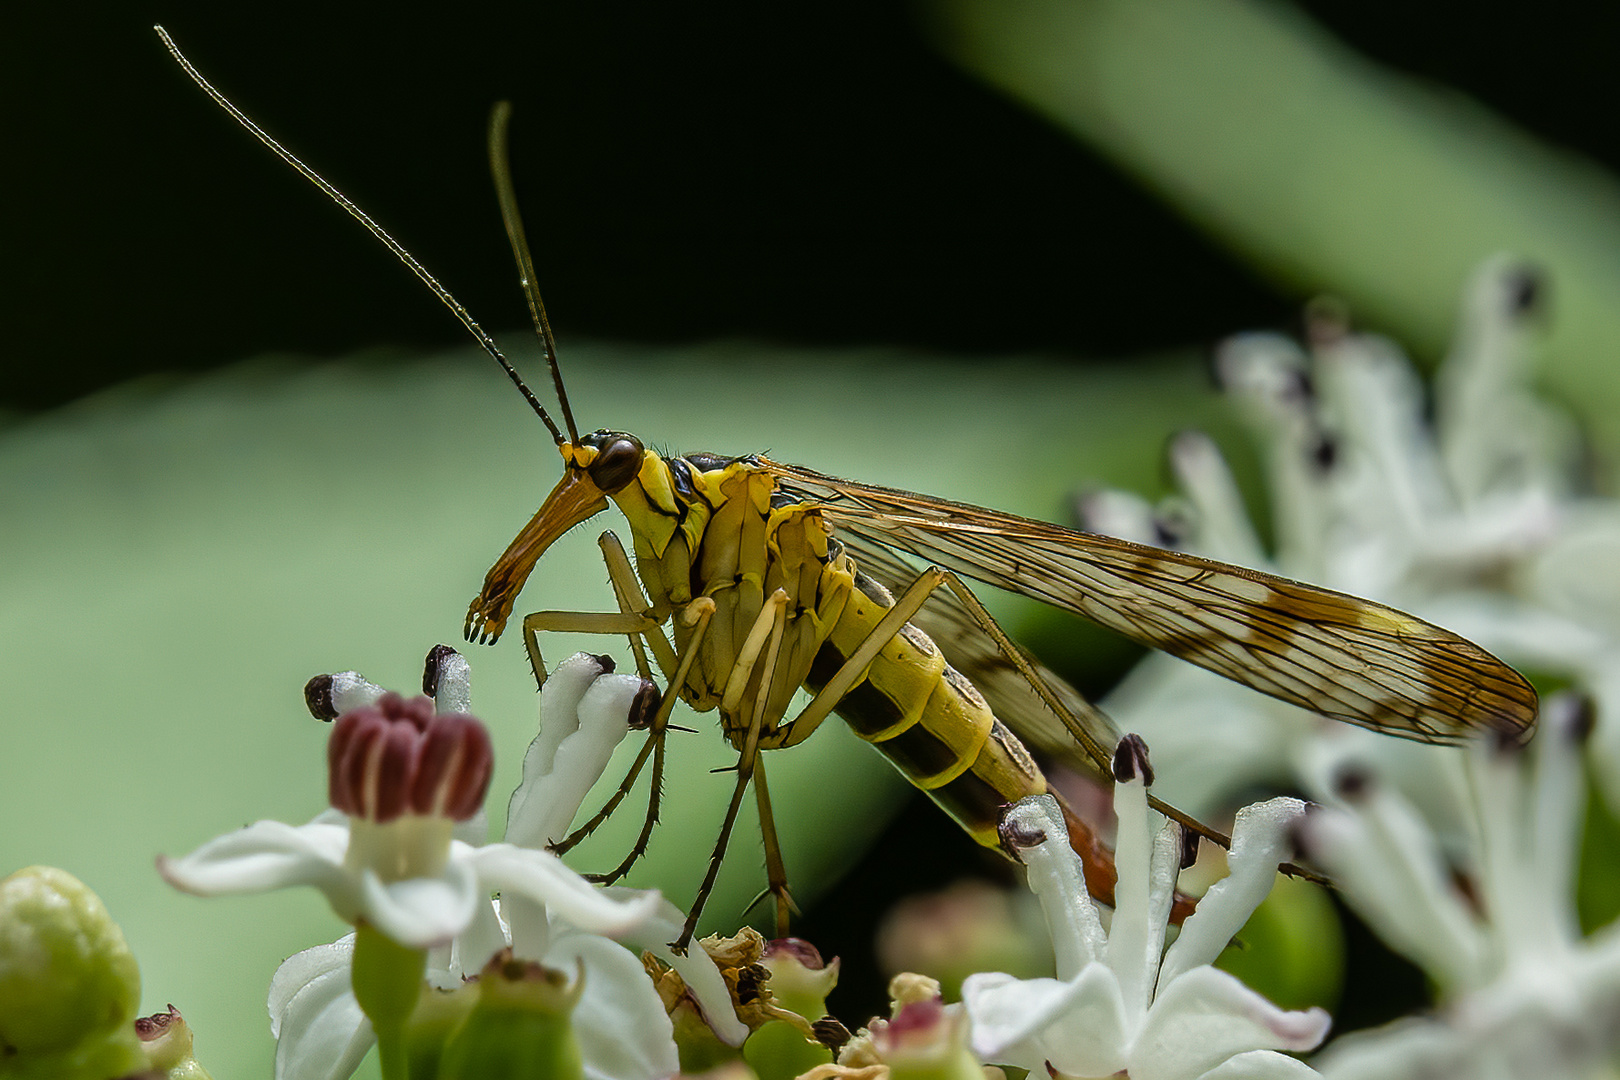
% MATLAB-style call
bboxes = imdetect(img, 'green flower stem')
[350,923,428,1080]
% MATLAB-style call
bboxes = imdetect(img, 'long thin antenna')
[155,26,566,446]
[487,102,579,444]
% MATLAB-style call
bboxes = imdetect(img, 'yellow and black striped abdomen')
[804,570,1050,847]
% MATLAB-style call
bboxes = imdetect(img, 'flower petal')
[546,931,679,1080]
[431,649,472,716]
[1129,966,1328,1080]
[159,820,352,902]
[1296,775,1486,991]
[963,965,1129,1077]
[1161,797,1305,984]
[1308,1015,1459,1080]
[506,671,639,850]
[443,897,509,985]
[465,843,662,936]
[1107,757,1161,1017]
[614,892,750,1047]
[1003,796,1107,980]
[267,936,375,1080]
[505,653,610,846]
[1195,1048,1323,1080]
[357,862,480,949]
[1166,429,1268,567]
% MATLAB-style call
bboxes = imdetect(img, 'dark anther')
[1153,512,1187,550]
[1112,734,1153,786]
[1331,763,1372,802]
[1450,866,1486,918]
[1506,265,1544,316]
[1287,812,1314,862]
[812,1017,853,1053]
[1179,827,1202,869]
[422,644,459,696]
[1566,693,1598,746]
[1303,296,1351,347]
[997,809,1047,856]
[734,963,768,1005]
[1311,434,1338,471]
[629,679,662,730]
[304,674,338,721]
[1491,722,1531,758]
[592,654,616,674]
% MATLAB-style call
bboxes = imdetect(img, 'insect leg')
[598,530,679,682]
[516,543,697,877]
[567,599,716,879]
[522,610,661,691]
[750,754,799,938]
[516,608,663,862]
[676,590,792,952]
[775,567,951,749]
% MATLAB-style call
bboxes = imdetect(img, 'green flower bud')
[435,950,584,1080]
[741,1019,832,1080]
[668,996,741,1074]
[402,982,477,1080]
[744,941,840,1080]
[0,866,145,1080]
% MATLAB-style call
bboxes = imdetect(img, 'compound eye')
[587,434,644,493]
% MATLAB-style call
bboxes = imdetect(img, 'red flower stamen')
[328,692,493,822]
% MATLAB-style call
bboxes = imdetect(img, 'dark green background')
[7,2,1618,410]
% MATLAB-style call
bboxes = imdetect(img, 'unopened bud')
[436,950,585,1080]
[0,867,146,1077]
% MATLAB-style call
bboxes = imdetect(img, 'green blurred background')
[9,1,1620,1076]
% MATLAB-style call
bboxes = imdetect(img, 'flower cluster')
[1083,259,1620,1077]
[1301,695,1620,1080]
[963,738,1328,1080]
[159,648,744,1080]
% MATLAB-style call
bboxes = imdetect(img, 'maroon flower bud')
[328,692,493,822]
[134,1005,182,1042]
[764,937,828,970]
[886,997,945,1039]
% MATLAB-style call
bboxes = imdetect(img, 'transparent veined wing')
[764,458,1538,744]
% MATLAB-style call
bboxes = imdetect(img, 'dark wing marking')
[765,458,1537,744]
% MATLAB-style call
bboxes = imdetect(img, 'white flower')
[962,737,1329,1080]
[1086,258,1620,820]
[1299,695,1620,1080]
[255,651,745,1080]
[160,652,656,952]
